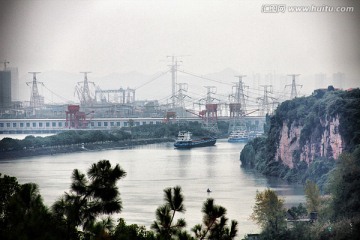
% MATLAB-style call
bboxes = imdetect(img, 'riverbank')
[0,138,174,160]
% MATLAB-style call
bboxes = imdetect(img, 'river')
[0,139,305,239]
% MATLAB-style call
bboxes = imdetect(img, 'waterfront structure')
[0,116,265,134]
[0,117,165,134]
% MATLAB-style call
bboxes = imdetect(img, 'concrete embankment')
[0,138,174,160]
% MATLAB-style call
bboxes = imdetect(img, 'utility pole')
[176,83,190,118]
[202,86,219,133]
[167,55,190,109]
[167,56,180,109]
[26,72,44,112]
[76,72,95,106]
[286,74,302,99]
[233,75,248,115]
[202,86,216,104]
[228,75,248,133]
[258,85,273,116]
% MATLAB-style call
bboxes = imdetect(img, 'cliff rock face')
[319,115,343,160]
[275,122,302,168]
[240,89,360,183]
[276,115,343,169]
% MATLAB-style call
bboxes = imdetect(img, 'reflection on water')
[0,139,304,239]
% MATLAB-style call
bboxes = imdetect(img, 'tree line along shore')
[0,121,216,159]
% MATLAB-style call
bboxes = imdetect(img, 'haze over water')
[0,140,304,238]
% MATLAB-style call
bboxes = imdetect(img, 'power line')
[135,69,170,90]
[43,85,74,103]
[177,69,233,86]
[286,74,302,99]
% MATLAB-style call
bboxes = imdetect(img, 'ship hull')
[228,138,248,143]
[174,138,216,149]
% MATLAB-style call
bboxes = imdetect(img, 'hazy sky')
[0,0,359,101]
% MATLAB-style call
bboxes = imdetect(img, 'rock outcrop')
[275,115,344,169]
[240,88,360,183]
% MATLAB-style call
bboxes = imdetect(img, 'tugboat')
[174,131,216,149]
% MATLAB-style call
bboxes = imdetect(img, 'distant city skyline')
[1,0,359,103]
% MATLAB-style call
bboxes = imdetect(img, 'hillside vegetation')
[240,87,360,187]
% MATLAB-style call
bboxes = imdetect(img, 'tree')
[1,181,66,240]
[250,189,286,238]
[0,174,20,239]
[192,198,238,240]
[52,160,126,238]
[113,218,156,240]
[304,180,321,213]
[151,186,186,239]
[84,217,114,240]
[329,147,360,220]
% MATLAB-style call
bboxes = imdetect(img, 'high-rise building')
[0,70,11,109]
[9,67,19,101]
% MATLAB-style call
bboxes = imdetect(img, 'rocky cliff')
[276,114,344,169]
[240,87,360,183]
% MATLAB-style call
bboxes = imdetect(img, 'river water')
[0,139,305,238]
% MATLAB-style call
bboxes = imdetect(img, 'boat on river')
[227,130,249,143]
[174,131,216,149]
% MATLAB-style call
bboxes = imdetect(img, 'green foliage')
[304,180,321,213]
[113,218,156,240]
[240,88,360,184]
[287,203,308,220]
[250,189,287,239]
[325,216,360,240]
[301,157,336,191]
[151,186,186,239]
[240,137,267,170]
[0,175,67,240]
[52,160,127,237]
[286,221,313,240]
[129,121,215,139]
[328,146,360,220]
[192,198,238,240]
[0,130,132,152]
[0,137,21,151]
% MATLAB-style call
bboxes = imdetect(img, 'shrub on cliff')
[240,137,266,169]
